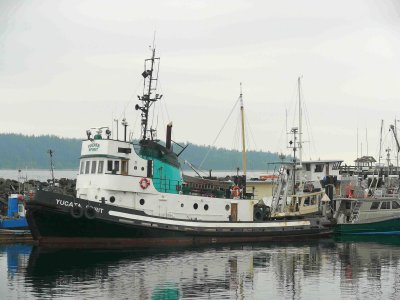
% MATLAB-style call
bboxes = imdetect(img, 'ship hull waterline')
[334,218,400,235]
[26,190,332,248]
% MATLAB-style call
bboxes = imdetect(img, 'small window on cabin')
[98,161,104,174]
[380,202,391,209]
[392,201,400,209]
[85,161,90,174]
[370,202,380,210]
[80,161,84,174]
[107,160,113,172]
[305,164,311,171]
[311,195,317,205]
[315,164,324,172]
[114,160,120,172]
[303,197,310,206]
[91,161,97,174]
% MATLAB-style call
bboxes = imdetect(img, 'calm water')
[1,237,400,299]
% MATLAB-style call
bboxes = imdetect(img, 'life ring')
[231,185,241,198]
[70,205,84,219]
[140,177,150,189]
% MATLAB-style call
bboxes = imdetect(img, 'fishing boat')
[269,77,342,220]
[25,47,333,248]
[334,166,400,235]
[333,120,400,235]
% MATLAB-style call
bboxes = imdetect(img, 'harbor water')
[1,237,400,299]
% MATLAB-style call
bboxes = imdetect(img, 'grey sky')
[1,0,400,166]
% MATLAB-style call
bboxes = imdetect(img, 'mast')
[135,46,162,141]
[240,83,247,176]
[297,76,303,188]
[379,120,383,165]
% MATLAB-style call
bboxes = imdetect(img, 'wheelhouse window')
[80,161,84,174]
[107,160,113,172]
[314,164,324,172]
[370,202,380,210]
[392,201,400,209]
[380,201,391,209]
[85,161,90,174]
[114,160,120,172]
[303,197,310,206]
[98,161,104,174]
[91,161,97,174]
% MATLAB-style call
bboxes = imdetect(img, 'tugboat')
[25,47,333,248]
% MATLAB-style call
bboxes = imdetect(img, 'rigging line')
[157,80,171,122]
[199,96,241,169]
[244,111,258,151]
[301,94,317,159]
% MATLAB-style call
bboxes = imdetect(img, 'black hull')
[26,190,332,248]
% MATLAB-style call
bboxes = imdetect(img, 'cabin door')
[231,203,238,221]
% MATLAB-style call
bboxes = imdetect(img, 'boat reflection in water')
[1,239,400,299]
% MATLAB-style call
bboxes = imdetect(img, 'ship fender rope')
[140,177,150,189]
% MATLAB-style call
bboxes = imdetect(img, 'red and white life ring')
[231,185,241,198]
[139,177,150,189]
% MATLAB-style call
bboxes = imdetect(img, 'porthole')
[140,198,145,205]
[181,203,184,208]
[110,196,115,203]
[141,167,145,171]
[134,166,137,170]
[204,204,209,211]
[225,204,230,211]
[193,203,198,210]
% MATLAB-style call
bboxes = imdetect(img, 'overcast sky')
[1,0,400,166]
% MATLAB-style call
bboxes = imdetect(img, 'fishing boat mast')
[240,83,247,176]
[297,76,303,189]
[135,46,162,141]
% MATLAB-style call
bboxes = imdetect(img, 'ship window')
[380,202,391,209]
[85,161,90,174]
[315,164,324,172]
[305,163,311,171]
[134,166,137,170]
[303,197,310,206]
[311,195,317,205]
[107,160,113,172]
[91,161,97,174]
[80,161,84,174]
[114,160,120,172]
[392,201,400,209]
[110,196,115,203]
[370,202,380,210]
[98,161,104,174]
[193,203,198,210]
[204,204,209,211]
[225,204,230,211]
[139,199,145,205]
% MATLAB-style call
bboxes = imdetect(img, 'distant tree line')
[0,134,286,171]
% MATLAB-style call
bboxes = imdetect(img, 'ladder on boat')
[271,167,290,214]
[351,201,362,223]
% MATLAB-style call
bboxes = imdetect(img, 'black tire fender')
[84,206,96,220]
[70,205,83,219]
